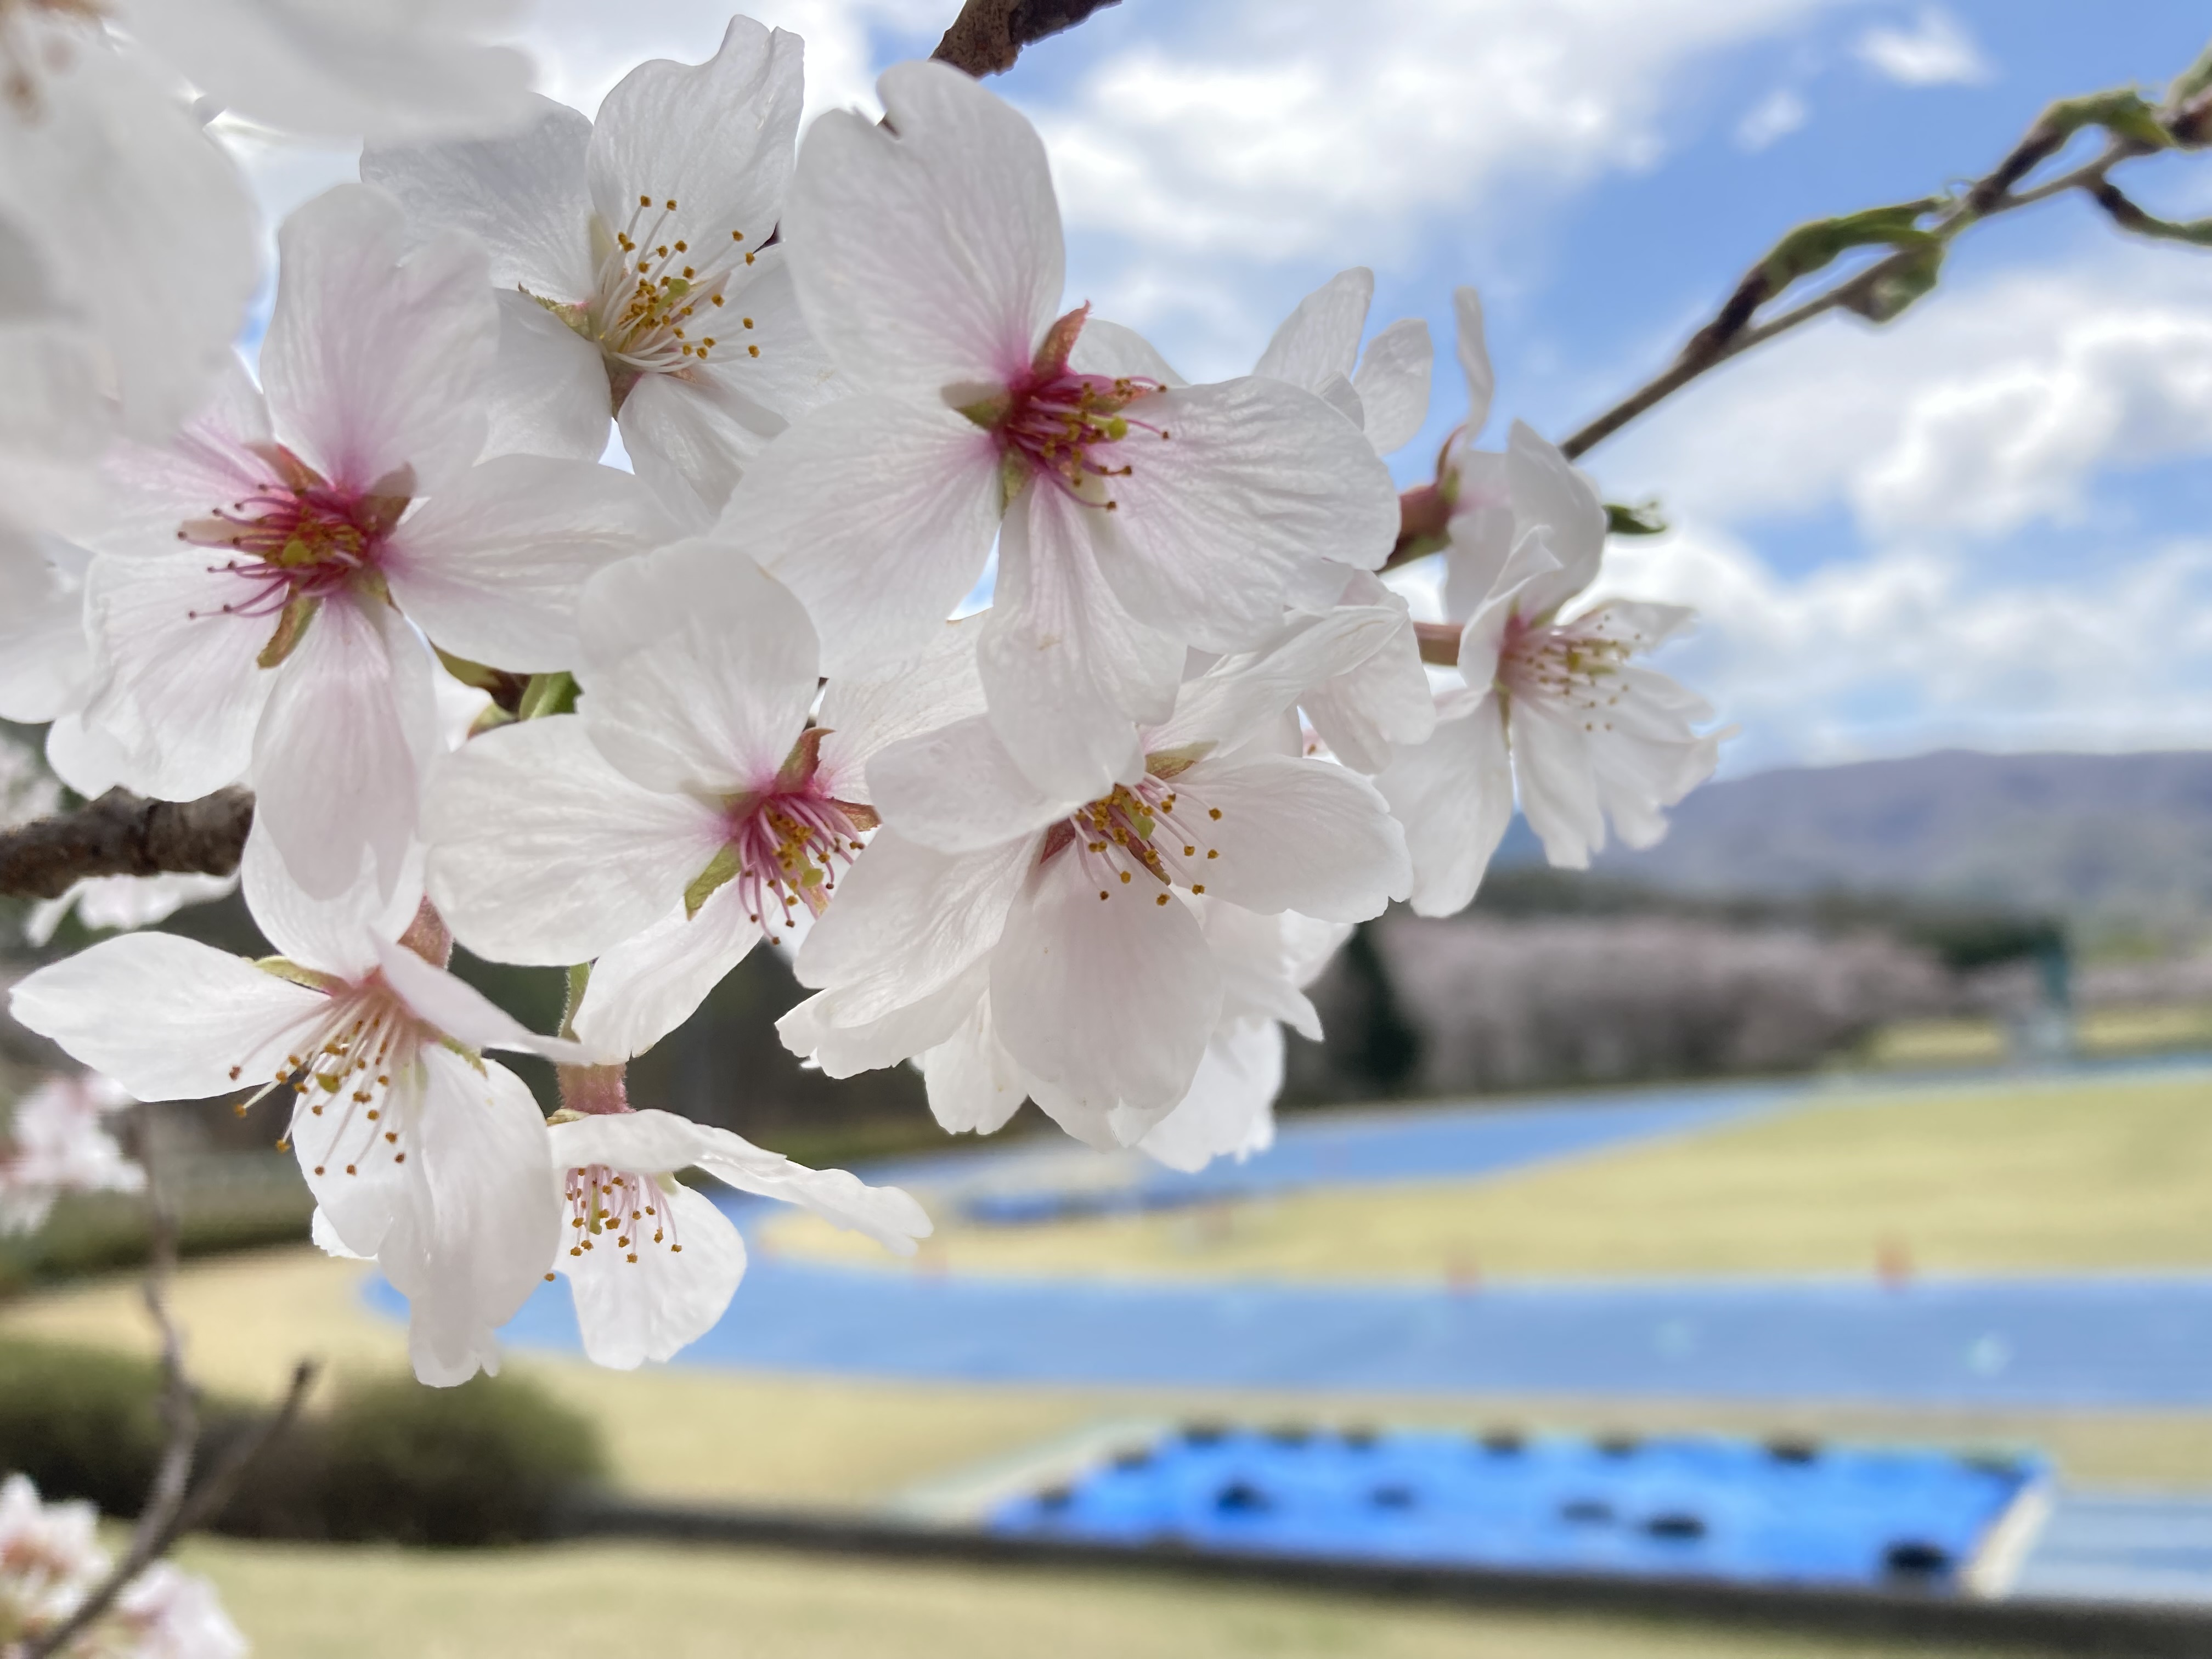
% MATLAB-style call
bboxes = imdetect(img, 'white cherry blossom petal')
[979,479,1173,803]
[8,934,328,1102]
[119,0,538,142]
[80,554,271,803]
[561,1177,744,1370]
[0,32,257,440]
[1378,688,1515,918]
[919,988,1026,1136]
[1254,268,1371,392]
[259,184,497,495]
[251,596,439,901]
[424,714,729,964]
[730,394,1003,678]
[1455,286,1494,436]
[569,881,763,1063]
[479,294,617,464]
[989,850,1221,1119]
[1352,317,1434,456]
[577,540,819,796]
[360,97,599,299]
[1162,754,1409,922]
[1092,376,1401,647]
[585,17,801,273]
[787,59,1062,394]
[1135,1019,1283,1173]
[868,713,1073,854]
[792,830,1025,1020]
[383,455,672,673]
[379,1050,558,1386]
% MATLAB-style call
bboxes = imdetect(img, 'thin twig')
[0,786,253,901]
[1557,139,2138,461]
[932,0,1120,77]
[18,1124,319,1659]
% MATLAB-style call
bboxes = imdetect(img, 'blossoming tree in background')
[3,0,2212,1647]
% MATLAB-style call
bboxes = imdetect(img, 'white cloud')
[1598,250,2212,540]
[1606,527,2212,768]
[1572,245,2212,765]
[1853,8,1992,87]
[1735,86,1809,151]
[1022,0,1858,373]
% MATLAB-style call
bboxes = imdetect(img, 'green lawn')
[172,1535,2006,1659]
[764,1072,2212,1283]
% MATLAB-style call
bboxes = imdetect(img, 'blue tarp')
[988,1425,2042,1589]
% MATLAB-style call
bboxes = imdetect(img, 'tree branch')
[18,1126,317,1659]
[0,787,252,901]
[1556,132,2147,462]
[932,0,1120,77]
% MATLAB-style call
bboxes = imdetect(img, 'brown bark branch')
[18,1127,318,1659]
[932,0,1120,77]
[1555,136,2143,462]
[0,787,252,901]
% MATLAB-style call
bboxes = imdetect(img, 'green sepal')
[1604,502,1668,537]
[253,957,345,994]
[518,670,578,720]
[683,845,743,919]
[256,595,320,670]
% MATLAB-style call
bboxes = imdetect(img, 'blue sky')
[222,0,2212,775]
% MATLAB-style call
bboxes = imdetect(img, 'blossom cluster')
[1,8,1718,1381]
[0,1474,242,1658]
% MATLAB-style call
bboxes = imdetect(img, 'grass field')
[1866,1005,2212,1068]
[762,1073,2212,1283]
[171,1534,2007,1659]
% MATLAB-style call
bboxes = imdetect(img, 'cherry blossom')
[0,1070,142,1235]
[116,0,537,142]
[1378,319,1722,913]
[0,1473,244,1658]
[363,17,836,522]
[923,901,1350,1172]
[727,61,1401,803]
[424,539,951,1061]
[545,1105,928,1369]
[1243,267,1439,775]
[781,611,1411,1148]
[9,832,574,1385]
[81,183,671,901]
[0,10,257,531]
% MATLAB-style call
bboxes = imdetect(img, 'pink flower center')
[176,443,409,622]
[563,1164,681,1266]
[725,792,871,942]
[991,304,1168,510]
[1497,611,1634,721]
[701,728,879,944]
[1041,773,1228,906]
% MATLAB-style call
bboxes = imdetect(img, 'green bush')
[314,1372,607,1545]
[0,1340,605,1545]
[0,1341,177,1516]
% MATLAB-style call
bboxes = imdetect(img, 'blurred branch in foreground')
[16,1121,317,1659]
[932,0,1120,76]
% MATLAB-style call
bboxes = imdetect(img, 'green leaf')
[1844,241,1946,325]
[1605,502,1667,537]
[2043,88,2172,153]
[1758,200,1941,294]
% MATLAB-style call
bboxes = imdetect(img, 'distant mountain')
[1494,749,2212,936]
